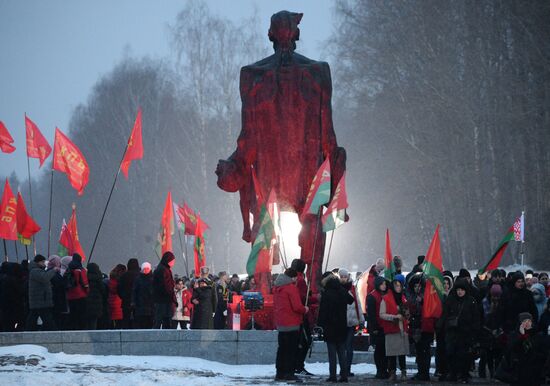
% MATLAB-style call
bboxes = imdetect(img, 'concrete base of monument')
[0,330,378,365]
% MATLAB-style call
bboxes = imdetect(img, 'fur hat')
[518,312,533,323]
[458,268,471,279]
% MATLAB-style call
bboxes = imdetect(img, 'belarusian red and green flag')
[58,219,72,256]
[174,202,209,235]
[67,205,86,260]
[322,173,348,232]
[193,214,207,277]
[246,203,275,277]
[0,179,18,241]
[155,191,174,257]
[478,226,515,275]
[422,225,445,318]
[16,192,40,245]
[301,158,331,218]
[384,229,396,280]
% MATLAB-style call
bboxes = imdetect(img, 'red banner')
[25,115,51,167]
[16,192,40,241]
[0,179,18,240]
[120,108,143,179]
[53,128,90,195]
[0,121,16,153]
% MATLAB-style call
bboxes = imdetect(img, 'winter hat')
[141,262,152,273]
[33,254,46,263]
[284,268,297,278]
[417,255,425,265]
[518,312,533,323]
[393,274,405,286]
[47,255,61,269]
[291,259,306,273]
[489,284,503,297]
[200,266,210,275]
[442,270,454,279]
[443,275,453,288]
[375,258,385,272]
[127,258,140,272]
[511,271,525,283]
[338,268,350,278]
[393,256,403,268]
[458,268,471,279]
[454,278,468,291]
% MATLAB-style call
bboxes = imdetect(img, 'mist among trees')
[2,0,549,273]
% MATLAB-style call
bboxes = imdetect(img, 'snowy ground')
[0,345,504,385]
[0,345,383,385]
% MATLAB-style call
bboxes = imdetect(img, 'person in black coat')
[153,252,176,329]
[118,258,140,329]
[317,273,354,383]
[0,262,26,331]
[85,263,106,330]
[132,262,154,329]
[439,278,480,383]
[47,256,67,330]
[191,278,217,329]
[367,275,388,379]
[498,271,539,334]
[501,312,550,386]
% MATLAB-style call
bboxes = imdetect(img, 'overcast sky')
[0,0,333,180]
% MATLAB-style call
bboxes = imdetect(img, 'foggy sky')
[0,0,332,179]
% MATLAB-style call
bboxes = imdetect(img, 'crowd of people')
[1,251,550,384]
[274,256,550,384]
[0,251,256,332]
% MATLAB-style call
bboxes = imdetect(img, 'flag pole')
[323,230,335,272]
[47,168,54,257]
[88,145,129,263]
[305,210,321,307]
[13,241,19,262]
[177,229,189,277]
[185,235,189,278]
[2,239,7,261]
[25,245,29,260]
[26,153,36,256]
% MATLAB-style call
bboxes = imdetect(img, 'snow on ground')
[0,345,377,385]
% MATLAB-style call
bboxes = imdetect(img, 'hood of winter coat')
[323,276,341,290]
[531,283,546,303]
[374,276,386,292]
[160,251,175,266]
[274,273,293,288]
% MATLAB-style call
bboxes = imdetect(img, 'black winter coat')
[132,273,154,316]
[86,269,106,318]
[441,292,480,340]
[191,285,216,329]
[49,270,68,314]
[153,263,176,305]
[506,328,550,385]
[318,278,354,343]
[497,286,538,333]
[118,269,140,311]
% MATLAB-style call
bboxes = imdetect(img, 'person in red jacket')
[65,253,89,330]
[273,268,309,383]
[108,264,126,329]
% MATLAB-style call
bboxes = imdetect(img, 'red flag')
[120,108,143,179]
[176,202,210,235]
[0,121,16,153]
[25,115,52,167]
[422,225,445,318]
[0,179,18,240]
[67,205,86,260]
[16,192,40,243]
[251,166,265,205]
[53,128,90,195]
[156,191,174,256]
[193,214,207,277]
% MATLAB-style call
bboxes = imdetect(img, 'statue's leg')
[298,213,326,295]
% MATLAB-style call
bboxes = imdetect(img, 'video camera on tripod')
[242,291,264,329]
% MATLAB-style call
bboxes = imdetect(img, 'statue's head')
[268,11,303,53]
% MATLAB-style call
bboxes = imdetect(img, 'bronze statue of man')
[216,11,347,294]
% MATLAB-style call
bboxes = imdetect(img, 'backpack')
[64,269,77,289]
